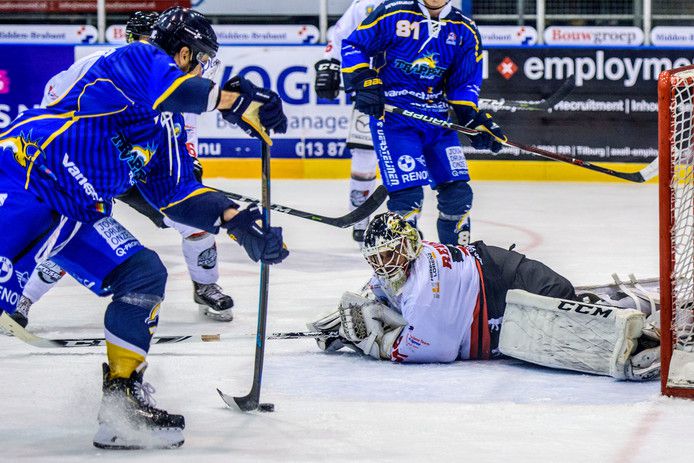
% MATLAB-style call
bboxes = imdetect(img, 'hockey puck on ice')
[259,403,275,412]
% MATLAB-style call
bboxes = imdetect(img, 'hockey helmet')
[125,11,159,43]
[362,212,422,292]
[149,7,218,70]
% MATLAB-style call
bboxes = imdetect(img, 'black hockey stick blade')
[218,184,387,228]
[385,104,654,183]
[539,74,577,110]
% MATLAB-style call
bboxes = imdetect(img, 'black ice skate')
[93,362,185,450]
[194,281,234,322]
[8,296,32,329]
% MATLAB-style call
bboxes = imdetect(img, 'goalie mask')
[362,212,422,293]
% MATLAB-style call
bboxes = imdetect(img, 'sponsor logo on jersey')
[394,52,447,79]
[446,31,457,45]
[0,256,13,284]
[0,193,7,206]
[0,133,44,169]
[62,153,103,201]
[397,154,416,172]
[375,121,400,186]
[497,57,518,80]
[445,146,468,172]
[111,132,157,182]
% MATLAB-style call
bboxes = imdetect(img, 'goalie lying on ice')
[308,212,660,381]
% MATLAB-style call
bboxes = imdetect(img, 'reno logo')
[394,52,447,79]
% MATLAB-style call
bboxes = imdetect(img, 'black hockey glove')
[351,68,385,118]
[314,58,342,100]
[220,76,288,144]
[454,106,507,153]
[223,204,289,265]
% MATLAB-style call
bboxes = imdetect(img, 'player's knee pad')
[105,248,167,299]
[387,187,424,227]
[104,249,166,362]
[436,181,473,245]
[350,148,378,180]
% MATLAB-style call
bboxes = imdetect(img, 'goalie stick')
[0,312,337,348]
[478,75,577,112]
[385,105,658,183]
[216,184,387,228]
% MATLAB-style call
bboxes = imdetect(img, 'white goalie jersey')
[368,241,482,363]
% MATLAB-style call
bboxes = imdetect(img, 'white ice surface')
[1,179,693,463]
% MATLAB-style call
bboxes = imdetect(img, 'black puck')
[258,403,275,412]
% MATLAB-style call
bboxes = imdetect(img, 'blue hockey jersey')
[341,0,483,115]
[0,41,203,223]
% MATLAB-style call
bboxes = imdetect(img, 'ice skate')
[93,362,184,450]
[194,282,234,322]
[5,296,32,332]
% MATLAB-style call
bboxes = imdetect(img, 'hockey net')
[659,65,694,397]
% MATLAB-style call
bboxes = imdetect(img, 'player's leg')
[370,114,429,230]
[349,148,378,243]
[10,260,66,328]
[163,217,234,322]
[425,128,473,245]
[347,108,379,243]
[435,181,473,245]
[50,218,184,449]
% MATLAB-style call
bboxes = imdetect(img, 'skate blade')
[198,304,233,322]
[93,423,184,450]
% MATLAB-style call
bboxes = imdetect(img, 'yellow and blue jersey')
[0,41,200,223]
[341,0,483,115]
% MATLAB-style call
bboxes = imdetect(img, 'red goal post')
[658,65,694,398]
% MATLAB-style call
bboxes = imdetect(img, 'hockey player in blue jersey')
[0,7,288,449]
[341,0,507,245]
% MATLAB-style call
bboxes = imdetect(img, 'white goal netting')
[665,68,694,390]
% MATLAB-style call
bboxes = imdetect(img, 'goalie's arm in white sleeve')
[324,0,381,61]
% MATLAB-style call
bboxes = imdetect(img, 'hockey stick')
[216,184,387,228]
[478,75,577,112]
[0,312,337,348]
[385,105,658,183]
[219,142,274,412]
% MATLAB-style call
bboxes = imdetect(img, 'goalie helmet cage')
[658,65,694,398]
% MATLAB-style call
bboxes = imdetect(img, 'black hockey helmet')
[125,11,159,43]
[362,212,422,292]
[149,7,218,69]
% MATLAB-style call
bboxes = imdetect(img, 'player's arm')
[337,280,464,363]
[446,22,506,153]
[115,44,287,143]
[340,4,392,117]
[138,136,288,265]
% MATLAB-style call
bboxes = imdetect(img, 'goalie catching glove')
[219,76,288,145]
[337,291,407,360]
[453,105,507,153]
[223,204,288,265]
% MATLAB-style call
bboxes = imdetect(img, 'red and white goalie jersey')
[368,241,483,363]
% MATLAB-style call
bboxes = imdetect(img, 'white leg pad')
[499,290,646,379]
